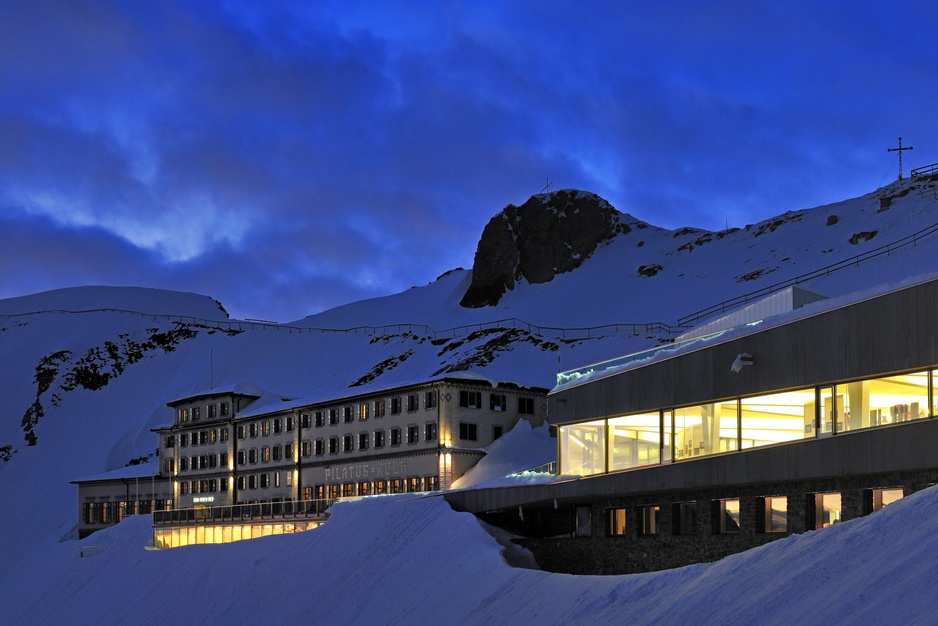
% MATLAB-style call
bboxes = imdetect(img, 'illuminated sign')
[193,496,215,503]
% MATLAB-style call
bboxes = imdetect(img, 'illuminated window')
[558,420,605,476]
[179,408,188,423]
[715,499,740,534]
[407,477,421,492]
[274,472,280,488]
[872,488,903,511]
[490,394,506,411]
[374,481,386,495]
[764,496,788,532]
[261,421,270,436]
[739,389,813,448]
[458,422,477,441]
[220,428,229,442]
[843,371,929,431]
[374,401,385,418]
[301,441,311,457]
[389,479,404,494]
[813,492,841,528]
[342,483,355,498]
[360,404,369,420]
[425,476,439,491]
[164,459,174,473]
[607,508,627,536]
[608,412,660,471]
[209,429,217,444]
[639,505,660,536]
[359,482,372,496]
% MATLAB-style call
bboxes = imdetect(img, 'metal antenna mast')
[888,137,913,180]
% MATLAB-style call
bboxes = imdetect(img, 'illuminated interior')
[153,520,322,549]
[558,369,937,478]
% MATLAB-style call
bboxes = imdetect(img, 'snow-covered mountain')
[2,174,938,622]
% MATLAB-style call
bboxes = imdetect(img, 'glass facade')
[559,368,938,477]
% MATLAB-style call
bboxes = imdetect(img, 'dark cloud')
[1,0,937,320]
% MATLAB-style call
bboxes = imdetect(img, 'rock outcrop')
[460,190,633,308]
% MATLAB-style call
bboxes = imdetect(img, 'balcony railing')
[153,498,334,525]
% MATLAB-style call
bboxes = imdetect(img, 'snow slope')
[3,484,937,625]
[2,178,938,623]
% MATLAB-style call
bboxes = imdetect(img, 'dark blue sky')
[1,1,936,321]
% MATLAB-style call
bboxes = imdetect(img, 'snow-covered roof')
[71,462,161,484]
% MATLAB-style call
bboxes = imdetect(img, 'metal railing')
[911,162,938,179]
[510,460,557,476]
[153,498,334,525]
[677,218,938,327]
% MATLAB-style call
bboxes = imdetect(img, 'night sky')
[2,1,936,321]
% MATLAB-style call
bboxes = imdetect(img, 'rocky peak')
[460,190,635,308]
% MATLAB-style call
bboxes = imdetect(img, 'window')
[274,472,281,488]
[374,481,387,495]
[518,397,535,414]
[342,483,355,498]
[180,433,188,447]
[329,437,339,454]
[407,477,421,492]
[490,394,506,411]
[359,432,370,450]
[249,423,259,438]
[390,427,401,446]
[208,429,217,444]
[248,449,258,464]
[390,398,401,414]
[208,454,217,468]
[286,472,292,486]
[236,476,246,490]
[302,441,312,457]
[360,404,369,421]
[273,445,282,461]
[261,420,270,436]
[389,479,404,494]
[374,430,385,448]
[237,450,246,465]
[493,425,503,440]
[359,482,372,496]
[301,413,311,429]
[315,439,324,456]
[343,406,353,423]
[286,416,295,432]
[459,422,478,441]
[425,391,437,409]
[607,508,627,536]
[871,488,903,512]
[460,390,481,409]
[260,474,270,489]
[273,418,282,434]
[715,499,740,534]
[407,425,419,444]
[425,422,437,442]
[199,431,208,445]
[812,492,842,529]
[248,475,257,489]
[639,505,660,536]
[164,459,174,473]
[343,434,354,452]
[237,425,246,439]
[284,443,294,460]
[165,435,175,448]
[178,408,188,423]
[315,411,325,427]
[329,409,339,425]
[220,427,229,442]
[425,476,439,491]
[219,402,229,417]
[764,496,788,532]
[407,394,418,412]
[192,406,201,421]
[208,404,217,419]
[220,452,228,468]
[374,400,385,418]
[180,457,189,471]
